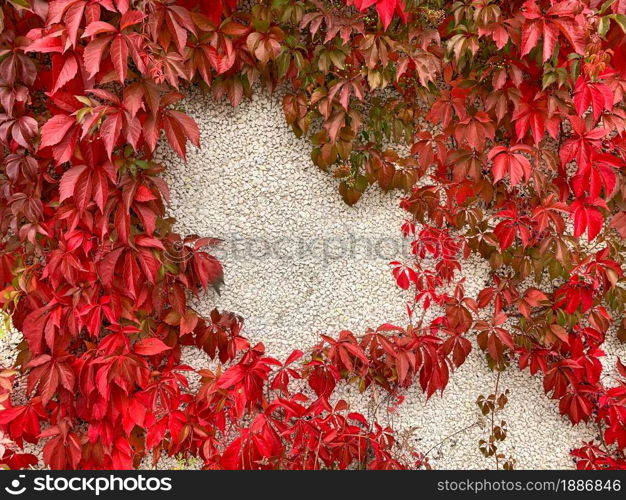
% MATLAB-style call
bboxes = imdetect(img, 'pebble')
[1,87,620,470]
[161,87,606,470]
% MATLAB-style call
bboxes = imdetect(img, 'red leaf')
[180,309,198,335]
[134,338,172,356]
[110,35,128,83]
[52,54,78,93]
[83,37,112,78]
[284,349,304,366]
[574,77,613,121]
[120,10,146,31]
[488,144,532,186]
[40,114,75,148]
[391,262,417,290]
[162,110,200,160]
[571,197,607,241]
[100,113,123,157]
[64,1,86,48]
[59,164,88,203]
[376,0,397,29]
[83,21,117,38]
[610,212,626,238]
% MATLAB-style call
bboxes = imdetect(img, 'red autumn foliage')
[0,0,625,471]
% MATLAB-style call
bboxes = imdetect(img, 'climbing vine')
[0,0,625,470]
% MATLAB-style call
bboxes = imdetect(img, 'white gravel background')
[158,87,609,469]
[1,87,621,470]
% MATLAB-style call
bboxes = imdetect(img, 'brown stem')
[491,371,501,471]
[423,420,479,458]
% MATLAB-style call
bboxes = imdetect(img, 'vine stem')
[491,371,501,471]
[423,420,480,458]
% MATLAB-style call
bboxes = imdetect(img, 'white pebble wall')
[159,87,601,469]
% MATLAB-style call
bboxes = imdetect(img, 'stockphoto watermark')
[2,473,172,497]
[211,233,412,263]
[163,232,462,264]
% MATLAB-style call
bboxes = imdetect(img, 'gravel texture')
[159,88,410,352]
[1,87,620,470]
[159,87,607,469]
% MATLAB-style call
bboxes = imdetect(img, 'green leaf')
[276,52,290,79]
[354,174,368,191]
[75,107,92,123]
[252,19,270,33]
[8,0,31,9]
[598,16,610,38]
[542,72,556,90]
[599,0,616,14]
[609,13,626,33]
[75,95,92,106]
